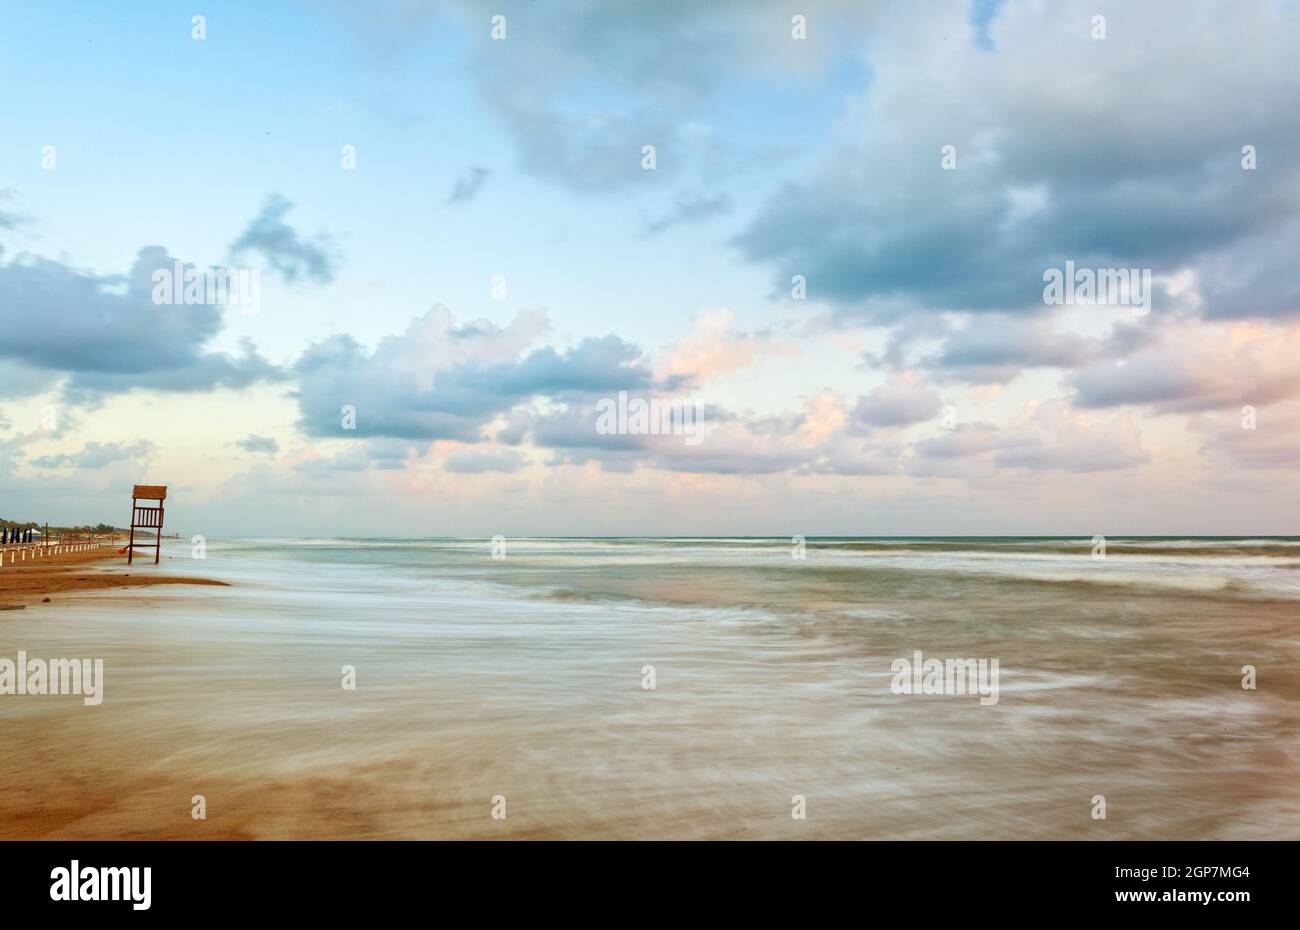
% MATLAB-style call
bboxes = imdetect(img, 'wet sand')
[0,546,226,606]
[1,538,1297,840]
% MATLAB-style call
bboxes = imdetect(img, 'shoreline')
[2,538,1297,840]
[0,546,227,607]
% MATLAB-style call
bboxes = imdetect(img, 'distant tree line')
[0,520,125,534]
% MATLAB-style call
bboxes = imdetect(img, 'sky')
[1,0,1298,536]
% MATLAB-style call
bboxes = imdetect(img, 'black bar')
[0,840,1284,917]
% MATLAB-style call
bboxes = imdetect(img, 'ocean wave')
[184,537,1300,602]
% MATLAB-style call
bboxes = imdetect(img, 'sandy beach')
[0,545,227,606]
[2,537,1297,841]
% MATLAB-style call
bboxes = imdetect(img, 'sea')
[2,536,1298,839]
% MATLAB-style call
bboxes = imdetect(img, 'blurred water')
[2,536,1297,838]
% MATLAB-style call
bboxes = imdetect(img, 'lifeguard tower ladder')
[127,485,167,565]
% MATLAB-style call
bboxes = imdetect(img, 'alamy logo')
[151,262,261,313]
[1042,261,1151,314]
[0,651,103,705]
[50,860,151,910]
[890,650,1000,706]
[595,391,705,446]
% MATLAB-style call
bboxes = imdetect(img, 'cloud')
[654,308,796,387]
[228,194,337,284]
[64,339,282,401]
[287,440,420,478]
[530,392,831,476]
[518,386,1147,479]
[293,304,653,441]
[526,400,654,455]
[808,431,905,475]
[734,1,1300,321]
[1194,221,1300,320]
[447,166,489,205]
[851,372,942,428]
[233,435,280,454]
[444,448,526,473]
[648,438,817,475]
[541,422,819,475]
[642,192,732,236]
[426,0,867,194]
[910,401,1148,476]
[1193,404,1300,471]
[991,402,1149,473]
[1068,321,1300,413]
[0,247,283,400]
[0,189,27,230]
[31,440,154,469]
[920,314,1101,385]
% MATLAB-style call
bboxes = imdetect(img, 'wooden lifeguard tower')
[127,485,167,565]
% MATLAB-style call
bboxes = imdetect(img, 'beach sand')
[1,537,1297,840]
[0,546,226,606]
